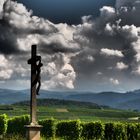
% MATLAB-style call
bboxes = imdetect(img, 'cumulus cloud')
[41,53,76,90]
[0,0,80,55]
[116,62,128,70]
[132,38,140,62]
[0,0,81,90]
[0,69,13,79]
[0,54,8,67]
[110,78,120,85]
[100,6,116,20]
[100,48,124,57]
[0,54,13,79]
[71,0,140,91]
[0,0,6,18]
[42,60,76,90]
[0,0,140,91]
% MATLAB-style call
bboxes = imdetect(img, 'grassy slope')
[0,99,140,122]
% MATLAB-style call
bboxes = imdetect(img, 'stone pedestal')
[25,125,42,140]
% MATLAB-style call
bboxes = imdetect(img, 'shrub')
[113,123,126,140]
[56,120,81,140]
[136,123,140,139]
[126,123,140,140]
[3,115,140,140]
[104,122,126,140]
[81,121,104,140]
[0,114,7,135]
[7,115,29,136]
[39,118,56,139]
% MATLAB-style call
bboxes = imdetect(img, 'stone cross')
[25,45,43,140]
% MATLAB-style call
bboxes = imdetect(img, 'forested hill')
[13,99,109,109]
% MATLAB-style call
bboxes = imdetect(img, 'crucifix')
[28,44,43,125]
[25,45,43,140]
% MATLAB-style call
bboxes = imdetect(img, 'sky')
[0,0,140,92]
[17,0,115,24]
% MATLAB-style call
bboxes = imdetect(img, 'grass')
[1,135,51,140]
[0,135,25,140]
[0,104,140,123]
[1,135,78,140]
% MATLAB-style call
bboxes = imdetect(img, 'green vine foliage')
[0,114,7,135]
[39,118,56,139]
[7,115,29,136]
[0,114,140,139]
[126,123,140,140]
[104,122,126,140]
[56,120,82,140]
[81,121,104,140]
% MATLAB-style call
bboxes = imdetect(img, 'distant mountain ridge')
[0,88,140,110]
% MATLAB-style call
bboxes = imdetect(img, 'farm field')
[0,99,140,122]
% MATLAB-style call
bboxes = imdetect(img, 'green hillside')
[0,99,140,122]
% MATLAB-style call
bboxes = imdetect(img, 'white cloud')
[3,0,32,29]
[104,23,115,35]
[132,38,140,62]
[42,68,76,90]
[56,23,75,41]
[97,72,103,75]
[0,0,6,19]
[17,34,39,51]
[41,53,76,90]
[43,62,57,76]
[120,25,138,42]
[100,48,124,57]
[100,6,116,20]
[0,54,13,80]
[116,62,128,70]
[0,69,13,80]
[86,55,94,62]
[0,54,8,67]
[110,78,120,85]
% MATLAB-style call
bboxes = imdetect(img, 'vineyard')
[0,114,140,140]
[0,99,140,139]
[1,99,140,122]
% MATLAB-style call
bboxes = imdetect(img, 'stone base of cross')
[25,125,42,140]
[25,45,43,140]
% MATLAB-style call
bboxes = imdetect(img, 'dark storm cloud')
[116,0,140,26]
[0,0,140,91]
[0,20,21,54]
[39,43,80,54]
[69,1,140,91]
[0,0,79,89]
[0,0,79,55]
